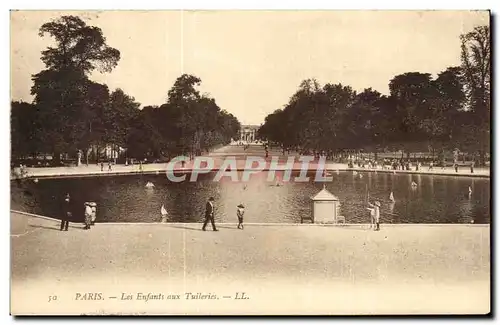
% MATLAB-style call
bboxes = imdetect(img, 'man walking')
[237,204,245,230]
[202,197,218,231]
[60,193,71,231]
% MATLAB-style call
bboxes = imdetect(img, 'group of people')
[58,192,245,232]
[347,157,478,174]
[57,191,380,232]
[12,164,28,179]
[201,197,246,231]
[59,193,97,231]
[99,161,114,171]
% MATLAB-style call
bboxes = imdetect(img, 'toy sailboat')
[389,192,395,202]
[161,204,168,216]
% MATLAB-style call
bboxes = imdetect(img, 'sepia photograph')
[9,9,490,315]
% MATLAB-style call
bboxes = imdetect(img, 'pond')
[10,171,490,224]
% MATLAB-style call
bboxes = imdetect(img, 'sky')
[10,10,489,125]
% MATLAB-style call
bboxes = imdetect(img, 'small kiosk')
[303,186,343,224]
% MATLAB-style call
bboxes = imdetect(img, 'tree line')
[258,25,490,165]
[11,15,240,165]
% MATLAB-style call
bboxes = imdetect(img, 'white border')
[2,1,498,323]
[3,1,498,10]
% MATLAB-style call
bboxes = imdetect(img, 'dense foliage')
[258,25,490,165]
[11,15,240,164]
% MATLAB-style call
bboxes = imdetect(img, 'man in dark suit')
[60,193,71,231]
[202,197,218,231]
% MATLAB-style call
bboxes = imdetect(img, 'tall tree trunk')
[52,148,61,164]
[479,150,485,167]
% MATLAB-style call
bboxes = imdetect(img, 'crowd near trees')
[11,15,240,165]
[258,25,490,166]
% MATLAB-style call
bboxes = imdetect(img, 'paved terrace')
[11,211,490,315]
[17,145,489,179]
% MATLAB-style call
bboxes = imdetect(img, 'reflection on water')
[10,171,490,224]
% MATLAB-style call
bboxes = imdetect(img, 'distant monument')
[239,125,259,142]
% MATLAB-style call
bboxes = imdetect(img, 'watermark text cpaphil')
[164,156,333,182]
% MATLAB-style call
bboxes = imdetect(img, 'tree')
[319,83,357,151]
[38,15,120,74]
[426,67,466,151]
[347,88,383,152]
[388,72,435,156]
[259,25,489,164]
[31,15,121,163]
[10,101,41,160]
[104,89,140,154]
[83,81,111,163]
[460,25,490,165]
[31,69,90,160]
[127,106,164,159]
[159,74,240,157]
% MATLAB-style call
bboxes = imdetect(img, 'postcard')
[10,10,490,315]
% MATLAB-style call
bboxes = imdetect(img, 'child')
[84,202,92,230]
[237,204,245,230]
[367,201,381,231]
[90,202,97,225]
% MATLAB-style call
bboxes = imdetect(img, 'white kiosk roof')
[311,187,339,201]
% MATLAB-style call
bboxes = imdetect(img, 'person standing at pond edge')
[237,204,245,230]
[84,202,92,230]
[367,201,381,231]
[202,197,218,231]
[60,193,71,231]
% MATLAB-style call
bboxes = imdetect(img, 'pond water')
[10,171,490,224]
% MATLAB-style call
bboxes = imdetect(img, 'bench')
[336,216,346,225]
[300,215,314,224]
